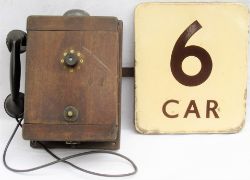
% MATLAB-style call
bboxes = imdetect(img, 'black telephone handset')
[4,30,27,118]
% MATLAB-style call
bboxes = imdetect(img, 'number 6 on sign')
[170,20,212,86]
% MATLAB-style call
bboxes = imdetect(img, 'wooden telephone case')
[20,15,123,149]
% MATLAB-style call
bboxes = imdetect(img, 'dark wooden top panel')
[27,16,119,31]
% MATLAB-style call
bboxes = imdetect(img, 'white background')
[0,0,250,180]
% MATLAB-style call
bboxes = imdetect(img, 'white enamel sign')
[135,3,249,134]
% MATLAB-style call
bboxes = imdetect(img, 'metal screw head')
[64,53,78,67]
[67,111,73,117]
[64,106,78,122]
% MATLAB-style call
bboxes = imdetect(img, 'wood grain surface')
[23,16,122,149]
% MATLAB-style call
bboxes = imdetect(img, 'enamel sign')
[135,3,249,134]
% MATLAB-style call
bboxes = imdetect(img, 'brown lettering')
[170,20,212,87]
[162,100,179,118]
[206,100,219,118]
[184,100,200,118]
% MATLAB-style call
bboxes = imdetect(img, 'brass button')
[64,106,78,122]
[67,111,73,117]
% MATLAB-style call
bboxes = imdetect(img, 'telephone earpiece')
[4,30,27,118]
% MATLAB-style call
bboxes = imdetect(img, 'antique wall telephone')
[3,2,248,178]
[3,9,136,177]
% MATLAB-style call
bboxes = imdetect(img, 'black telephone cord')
[3,118,137,177]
